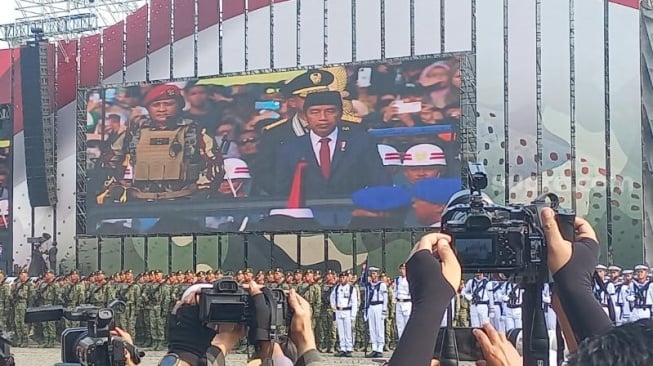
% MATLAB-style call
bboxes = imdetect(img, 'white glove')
[382,311,387,320]
[464,293,473,301]
[502,296,510,302]
[626,295,635,302]
[489,311,496,319]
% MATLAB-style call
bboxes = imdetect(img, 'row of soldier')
[1,262,650,354]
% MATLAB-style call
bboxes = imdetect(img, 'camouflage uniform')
[12,274,33,347]
[0,273,10,333]
[318,281,337,353]
[117,276,140,338]
[144,273,169,350]
[39,276,60,347]
[384,280,395,351]
[62,278,86,329]
[455,293,471,327]
[87,280,109,307]
[354,283,369,351]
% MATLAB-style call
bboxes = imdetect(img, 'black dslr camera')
[24,301,143,366]
[441,162,575,274]
[199,278,291,330]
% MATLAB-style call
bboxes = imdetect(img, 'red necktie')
[319,138,331,179]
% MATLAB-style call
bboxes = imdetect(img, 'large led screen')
[84,55,463,234]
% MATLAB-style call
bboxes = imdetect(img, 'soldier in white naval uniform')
[394,263,411,340]
[489,274,506,332]
[365,267,388,358]
[461,272,492,328]
[502,278,523,332]
[330,271,358,357]
[628,265,653,321]
[593,265,615,318]
[616,269,634,324]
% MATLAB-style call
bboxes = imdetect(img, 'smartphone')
[255,100,281,111]
[358,67,372,88]
[434,327,484,362]
[394,101,422,114]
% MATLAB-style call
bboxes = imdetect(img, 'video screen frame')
[77,52,476,235]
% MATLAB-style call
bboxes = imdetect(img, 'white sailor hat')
[595,265,607,271]
[377,144,402,166]
[634,265,649,271]
[622,270,634,275]
[223,158,251,180]
[368,267,380,273]
[608,265,621,271]
[403,144,447,167]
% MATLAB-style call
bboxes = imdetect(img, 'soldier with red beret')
[107,84,222,202]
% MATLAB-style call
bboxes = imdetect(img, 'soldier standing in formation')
[393,263,411,339]
[12,269,33,347]
[330,271,358,357]
[365,267,388,358]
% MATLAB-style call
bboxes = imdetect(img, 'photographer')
[161,282,326,366]
[388,206,622,365]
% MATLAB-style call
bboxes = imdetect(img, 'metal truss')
[640,2,653,263]
[460,53,478,186]
[76,87,87,235]
[1,0,146,45]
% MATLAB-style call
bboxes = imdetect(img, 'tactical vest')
[134,127,188,181]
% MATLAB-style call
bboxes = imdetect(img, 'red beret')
[143,84,184,106]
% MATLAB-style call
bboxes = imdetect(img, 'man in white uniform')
[330,271,358,357]
[616,269,634,324]
[393,263,411,340]
[502,278,523,332]
[365,267,388,358]
[607,265,623,324]
[489,274,506,332]
[593,264,615,318]
[628,265,653,321]
[461,272,491,328]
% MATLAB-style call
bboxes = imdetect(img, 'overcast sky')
[0,6,21,48]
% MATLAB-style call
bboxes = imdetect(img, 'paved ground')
[11,347,480,365]
[11,347,387,365]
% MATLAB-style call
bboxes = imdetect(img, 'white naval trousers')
[367,304,385,353]
[504,306,522,332]
[489,304,504,332]
[395,301,411,339]
[335,310,354,352]
[470,303,490,328]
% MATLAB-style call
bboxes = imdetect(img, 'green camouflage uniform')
[0,279,10,333]
[87,281,109,307]
[144,281,169,350]
[318,283,336,352]
[384,284,395,351]
[12,279,33,347]
[302,283,322,331]
[62,281,86,329]
[454,294,471,327]
[39,280,60,347]
[354,284,369,351]
[116,281,140,337]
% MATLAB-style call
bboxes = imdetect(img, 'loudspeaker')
[20,42,57,207]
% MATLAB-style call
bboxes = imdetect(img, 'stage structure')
[0,0,643,273]
[0,0,146,45]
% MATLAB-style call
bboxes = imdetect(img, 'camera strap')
[437,300,459,366]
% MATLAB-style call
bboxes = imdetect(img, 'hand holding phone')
[393,101,422,114]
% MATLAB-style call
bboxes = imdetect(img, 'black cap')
[283,70,334,98]
[303,91,343,112]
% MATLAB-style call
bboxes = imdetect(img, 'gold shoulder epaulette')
[263,118,289,131]
[342,114,362,123]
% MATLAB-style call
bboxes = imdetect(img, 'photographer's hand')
[211,324,245,355]
[287,289,318,357]
[409,233,461,290]
[541,207,598,274]
[541,207,613,341]
[111,327,137,366]
[473,322,522,366]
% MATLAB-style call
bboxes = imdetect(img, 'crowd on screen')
[85,58,463,231]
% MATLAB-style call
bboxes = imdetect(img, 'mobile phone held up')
[254,100,281,111]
